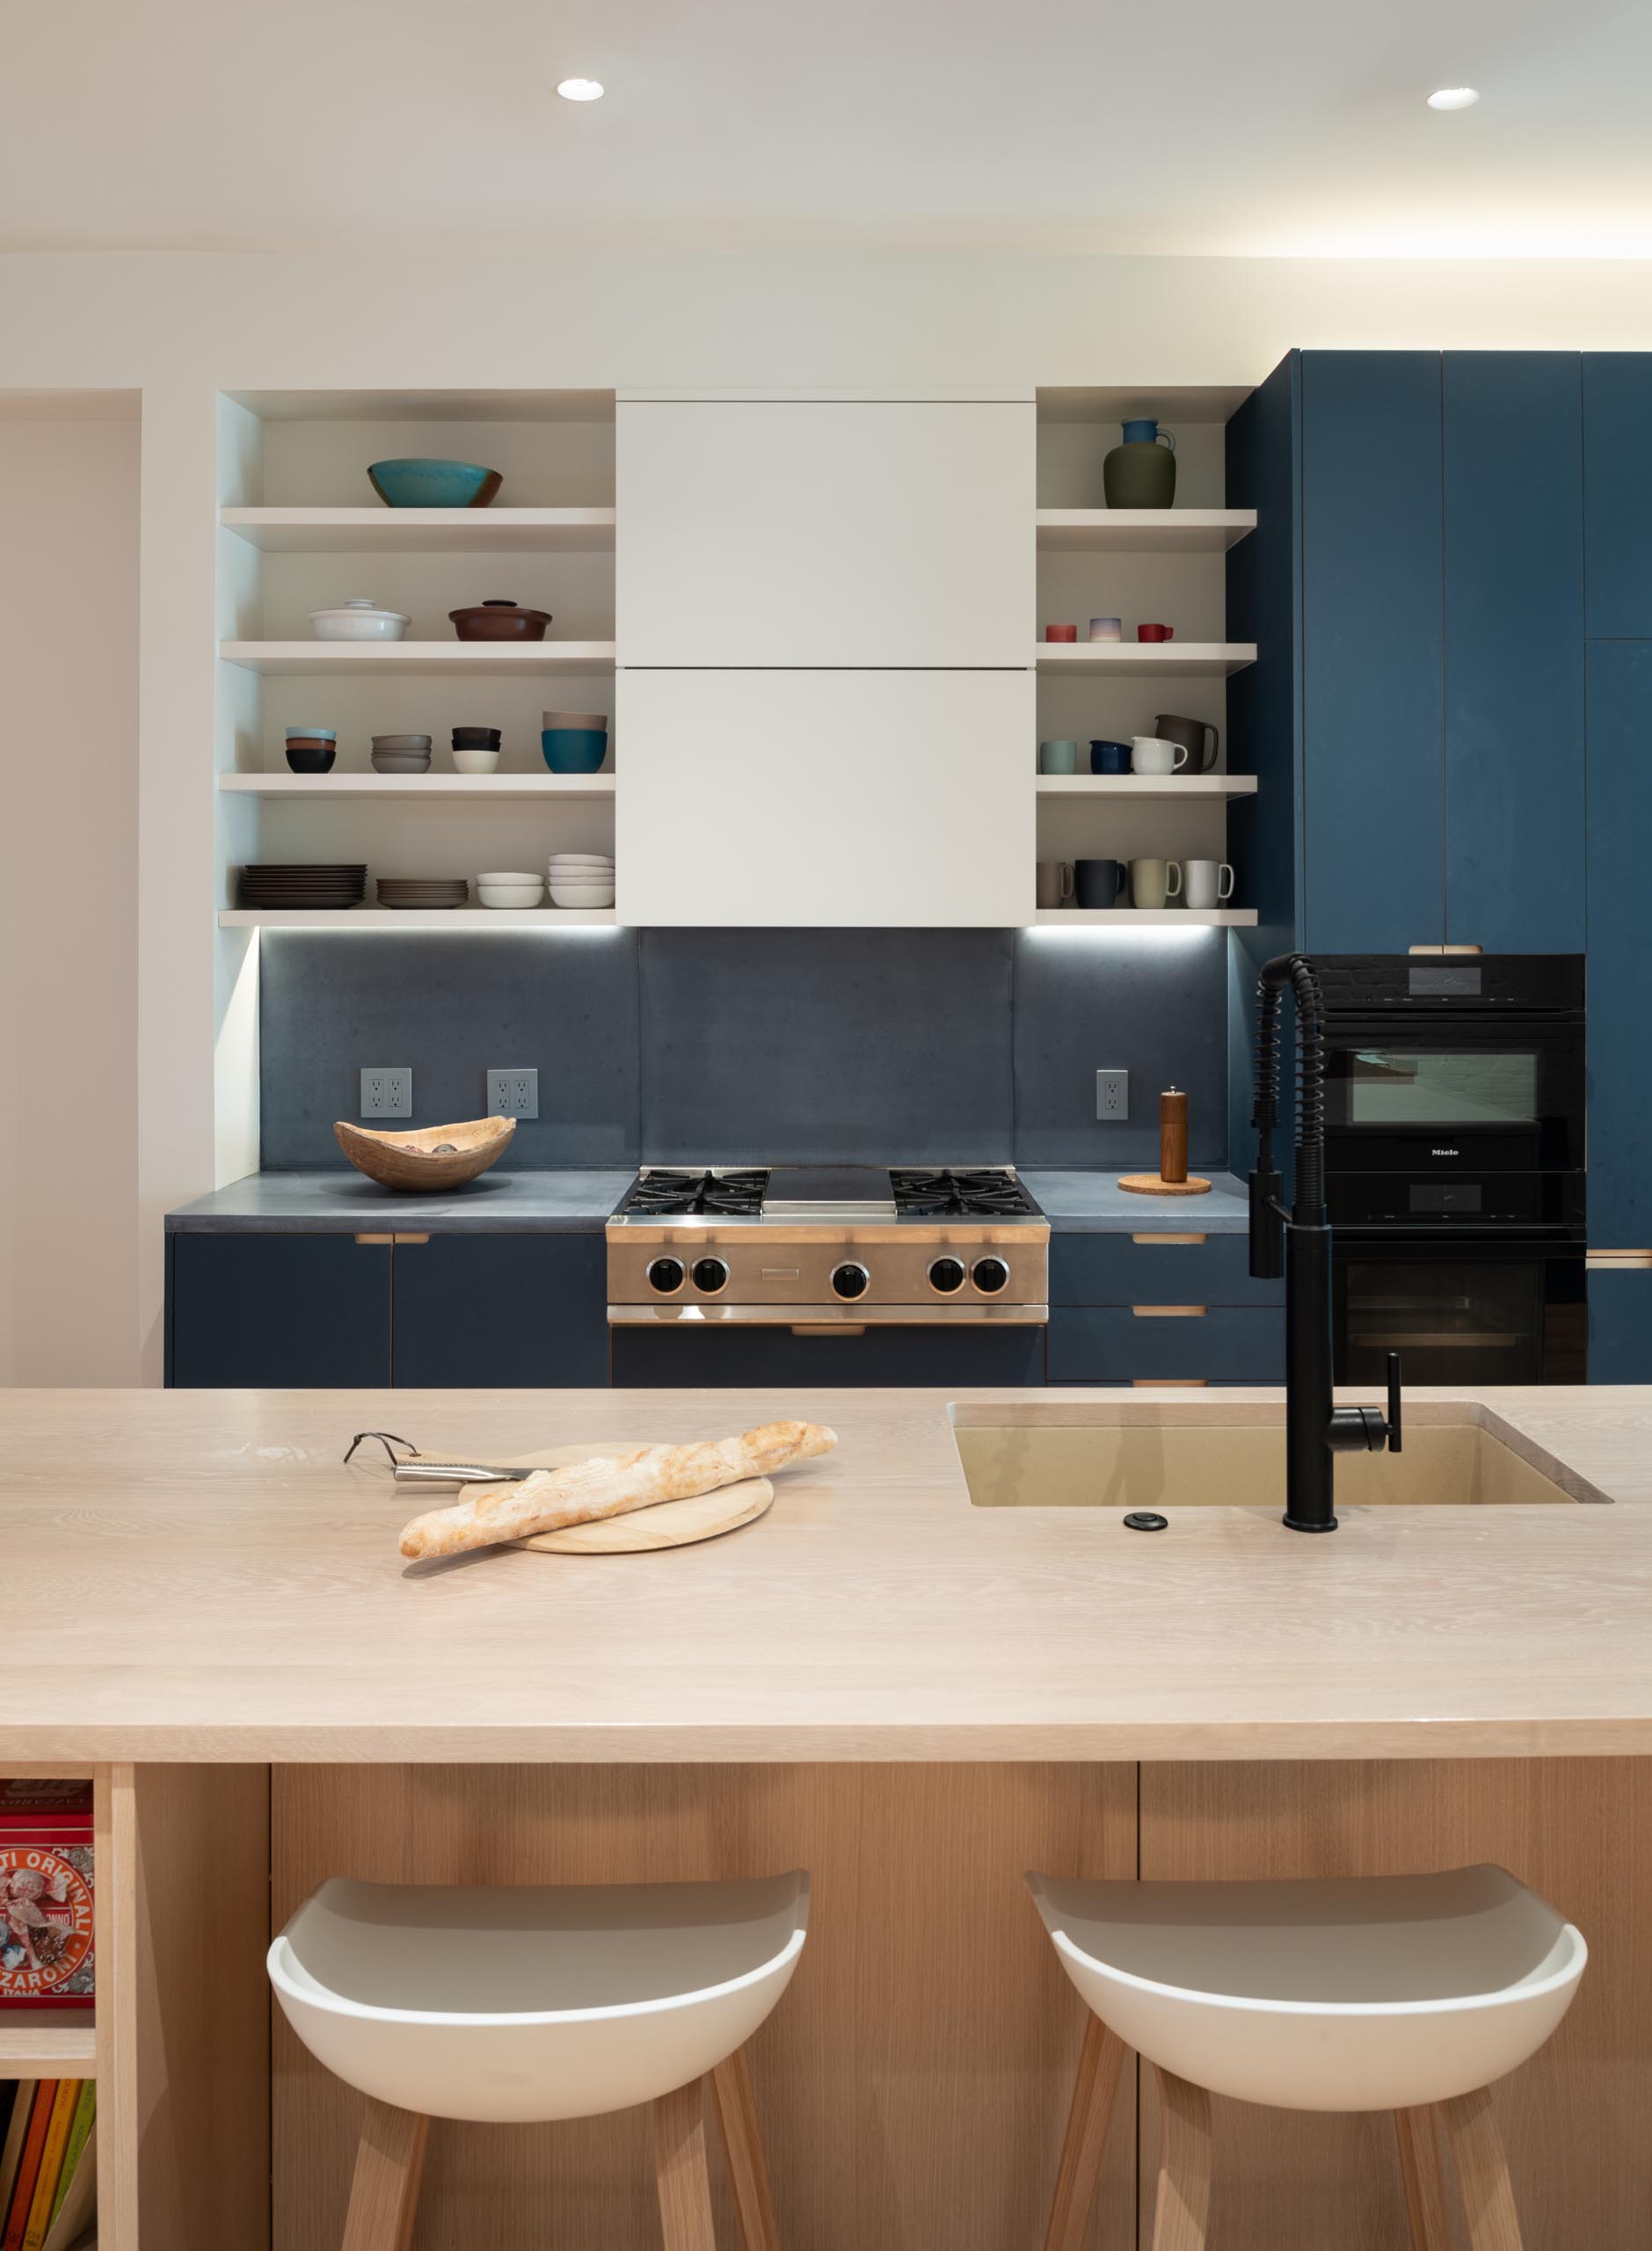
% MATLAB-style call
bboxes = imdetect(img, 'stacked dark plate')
[375,876,470,909]
[238,863,367,909]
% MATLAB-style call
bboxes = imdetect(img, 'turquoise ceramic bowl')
[367,458,503,509]
[542,727,608,774]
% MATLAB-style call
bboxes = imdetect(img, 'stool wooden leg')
[1044,2014,1127,2251]
[1441,2085,1525,2251]
[340,2099,429,2251]
[1148,2066,1212,2251]
[1394,2106,1451,2251]
[654,2077,719,2251]
[710,2046,782,2251]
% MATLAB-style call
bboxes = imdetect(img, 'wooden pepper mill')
[1160,1086,1189,1184]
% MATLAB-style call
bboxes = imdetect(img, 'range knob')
[972,1256,1011,1295]
[928,1257,966,1294]
[645,1257,685,1294]
[691,1257,729,1295]
[831,1262,870,1300]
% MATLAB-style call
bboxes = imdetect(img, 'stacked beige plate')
[548,853,615,908]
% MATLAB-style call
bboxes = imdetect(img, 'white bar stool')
[1027,1863,1586,2251]
[268,1869,810,2251]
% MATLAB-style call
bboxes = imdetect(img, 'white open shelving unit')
[219,907,619,929]
[220,640,617,676]
[218,772,615,802]
[1031,388,1257,925]
[220,506,615,553]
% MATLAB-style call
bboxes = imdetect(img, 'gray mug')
[1074,858,1129,909]
[1153,713,1219,773]
[1036,860,1075,908]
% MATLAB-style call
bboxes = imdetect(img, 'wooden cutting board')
[433,1442,775,1555]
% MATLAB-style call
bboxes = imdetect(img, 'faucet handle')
[1386,1351,1403,1454]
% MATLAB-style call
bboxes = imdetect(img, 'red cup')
[1137,623,1175,643]
[1044,623,1078,644]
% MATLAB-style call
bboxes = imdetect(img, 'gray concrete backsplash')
[258,927,1229,1171]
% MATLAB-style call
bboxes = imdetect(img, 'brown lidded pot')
[448,599,553,643]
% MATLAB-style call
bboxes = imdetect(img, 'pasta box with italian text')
[0,1780,94,2009]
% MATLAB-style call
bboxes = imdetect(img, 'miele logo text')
[1430,1147,1460,1157]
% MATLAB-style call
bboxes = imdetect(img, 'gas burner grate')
[617,1169,770,1218]
[888,1167,1040,1218]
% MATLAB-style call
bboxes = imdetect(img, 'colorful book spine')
[47,2088,93,2232]
[2,2082,55,2251]
[0,2084,33,2233]
[20,2082,76,2251]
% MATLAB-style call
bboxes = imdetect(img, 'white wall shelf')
[220,506,616,553]
[1035,508,1255,553]
[1035,643,1255,677]
[1034,774,1256,799]
[218,772,615,802]
[219,907,619,929]
[1030,907,1258,927]
[219,641,617,677]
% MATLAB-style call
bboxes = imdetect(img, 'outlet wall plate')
[487,1067,539,1120]
[360,1067,412,1119]
[1096,1068,1129,1121]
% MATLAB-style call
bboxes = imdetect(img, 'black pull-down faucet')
[1248,951,1404,1532]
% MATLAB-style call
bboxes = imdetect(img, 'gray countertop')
[165,1169,634,1233]
[167,1167,1252,1235]
[1021,1169,1250,1232]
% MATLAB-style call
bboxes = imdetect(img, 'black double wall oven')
[1317,957,1586,1387]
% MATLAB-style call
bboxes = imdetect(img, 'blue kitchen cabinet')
[1443,353,1585,951]
[167,1233,391,1388]
[1587,1270,1652,1384]
[1299,352,1445,952]
[390,1235,609,1388]
[1047,1306,1284,1386]
[1049,1233,1283,1309]
[1583,641,1652,1253]
[1583,354,1652,639]
[611,1323,1045,1388]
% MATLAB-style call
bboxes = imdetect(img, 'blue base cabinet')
[167,1230,609,1388]
[1046,1233,1284,1387]
[611,1322,1045,1388]
[1587,1271,1652,1384]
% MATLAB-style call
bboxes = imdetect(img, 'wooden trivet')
[1117,1173,1213,1197]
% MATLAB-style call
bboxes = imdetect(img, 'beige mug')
[1129,858,1183,909]
[1182,859,1235,909]
[1036,860,1075,908]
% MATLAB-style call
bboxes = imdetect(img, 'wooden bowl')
[334,1115,515,1191]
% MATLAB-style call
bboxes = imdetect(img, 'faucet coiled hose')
[1253,953,1327,1223]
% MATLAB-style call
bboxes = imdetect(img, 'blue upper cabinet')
[1583,355,1652,639]
[1300,353,1445,952]
[1583,640,1652,1249]
[1443,353,1585,952]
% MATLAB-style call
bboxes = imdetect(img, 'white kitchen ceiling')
[5,0,1649,256]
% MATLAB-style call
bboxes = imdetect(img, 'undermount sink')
[950,1400,1605,1512]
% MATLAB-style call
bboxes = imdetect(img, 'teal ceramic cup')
[1038,739,1080,775]
[542,726,608,774]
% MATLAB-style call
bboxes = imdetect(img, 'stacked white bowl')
[477,871,545,911]
[548,852,615,909]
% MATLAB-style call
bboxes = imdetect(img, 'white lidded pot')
[268,1870,810,2124]
[1026,1863,1585,2113]
[309,598,411,642]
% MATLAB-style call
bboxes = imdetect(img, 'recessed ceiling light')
[1426,87,1480,110]
[557,77,604,101]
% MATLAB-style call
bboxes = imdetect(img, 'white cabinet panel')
[617,402,1033,667]
[615,670,1034,927]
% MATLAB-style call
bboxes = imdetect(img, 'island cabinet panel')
[615,667,1034,926]
[1299,352,1445,954]
[615,400,1033,667]
[1583,353,1652,637]
[389,1234,608,1388]
[1442,353,1585,952]
[1137,1759,1652,2251]
[167,1233,391,1387]
[272,1763,1138,2251]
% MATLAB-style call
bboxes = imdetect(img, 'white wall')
[0,408,142,1383]
[2,247,1651,1381]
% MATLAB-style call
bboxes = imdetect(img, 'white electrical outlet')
[1095,1068,1129,1121]
[360,1067,412,1119]
[486,1068,539,1120]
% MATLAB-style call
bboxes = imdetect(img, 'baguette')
[398,1420,836,1560]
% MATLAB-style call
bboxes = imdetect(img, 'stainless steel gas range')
[607,1165,1050,1329]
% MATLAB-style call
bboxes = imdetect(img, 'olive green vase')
[1103,419,1177,508]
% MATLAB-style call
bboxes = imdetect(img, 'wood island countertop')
[4,1384,1652,1764]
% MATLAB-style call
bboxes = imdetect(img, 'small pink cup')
[1044,623,1078,644]
[1137,623,1175,643]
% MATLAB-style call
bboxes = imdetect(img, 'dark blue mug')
[1089,739,1132,776]
[1074,858,1129,909]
